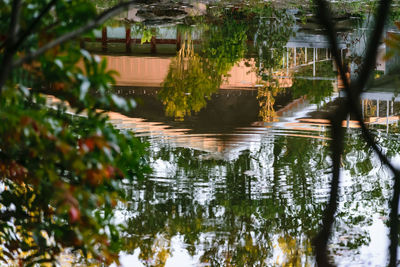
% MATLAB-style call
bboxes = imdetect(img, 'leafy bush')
[0,0,150,265]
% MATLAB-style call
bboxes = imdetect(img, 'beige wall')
[104,56,273,89]
[106,56,171,86]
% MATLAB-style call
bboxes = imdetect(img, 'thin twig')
[312,2,349,265]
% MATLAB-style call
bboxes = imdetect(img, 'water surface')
[88,1,400,266]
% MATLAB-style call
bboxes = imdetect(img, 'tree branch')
[314,105,347,267]
[316,0,397,173]
[13,0,59,51]
[13,0,138,68]
[0,0,25,50]
[8,0,22,45]
[0,0,22,92]
[313,0,397,265]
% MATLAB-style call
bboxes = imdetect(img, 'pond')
[81,1,400,266]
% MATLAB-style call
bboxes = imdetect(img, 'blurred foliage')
[0,0,150,266]
[92,0,120,9]
[132,23,157,44]
[389,4,400,23]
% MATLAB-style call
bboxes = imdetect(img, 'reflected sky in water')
[84,1,400,266]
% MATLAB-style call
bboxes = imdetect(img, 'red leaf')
[68,206,80,223]
[85,138,95,151]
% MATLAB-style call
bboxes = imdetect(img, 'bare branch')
[316,0,397,173]
[313,0,397,265]
[13,0,138,68]
[389,173,400,267]
[314,106,347,267]
[312,2,350,265]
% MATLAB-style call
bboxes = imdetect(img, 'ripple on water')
[113,113,395,266]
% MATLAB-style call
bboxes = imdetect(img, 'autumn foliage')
[0,0,149,265]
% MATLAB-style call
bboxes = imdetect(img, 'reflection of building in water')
[81,21,400,132]
[106,110,330,157]
[43,94,252,156]
[85,26,340,81]
[338,76,400,131]
[102,55,400,132]
[272,31,345,79]
[107,111,232,155]
[103,53,336,89]
[105,55,266,89]
[107,56,170,86]
[105,55,255,88]
[84,22,396,83]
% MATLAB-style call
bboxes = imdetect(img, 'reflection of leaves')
[291,79,333,104]
[252,6,295,74]
[251,5,296,116]
[160,33,220,119]
[141,28,154,44]
[277,235,313,267]
[291,61,335,104]
[121,137,329,265]
[118,129,395,265]
[257,78,279,122]
[131,23,156,44]
[202,10,248,75]
[160,13,248,120]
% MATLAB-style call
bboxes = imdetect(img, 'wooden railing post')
[102,27,107,52]
[151,35,156,54]
[125,27,131,53]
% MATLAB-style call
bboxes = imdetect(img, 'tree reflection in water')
[159,30,218,120]
[252,5,294,122]
[257,78,279,122]
[159,10,248,121]
[116,129,392,265]
[159,5,298,122]
[93,2,400,265]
